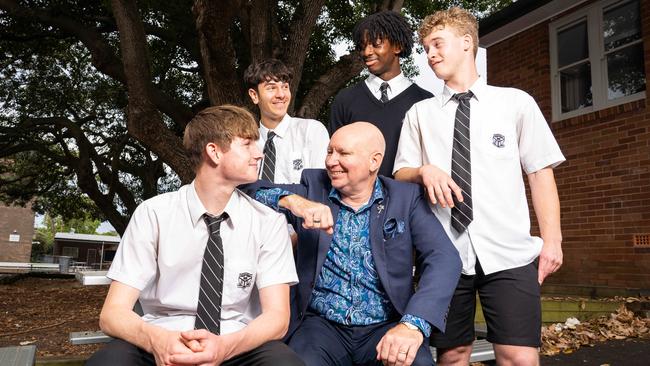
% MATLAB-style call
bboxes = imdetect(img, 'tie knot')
[203,212,228,228]
[267,131,276,141]
[453,91,474,102]
[380,82,389,92]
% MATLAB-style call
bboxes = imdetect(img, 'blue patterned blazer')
[242,169,461,338]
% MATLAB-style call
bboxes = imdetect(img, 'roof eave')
[479,0,589,48]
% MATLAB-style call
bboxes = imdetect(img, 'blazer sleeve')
[403,189,462,333]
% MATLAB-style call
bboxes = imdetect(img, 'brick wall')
[485,1,650,289]
[0,203,35,263]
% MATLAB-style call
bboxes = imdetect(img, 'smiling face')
[214,136,263,185]
[422,26,471,82]
[421,24,477,88]
[359,36,402,81]
[325,123,384,199]
[248,79,291,127]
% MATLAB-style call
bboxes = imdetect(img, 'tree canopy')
[0,0,511,234]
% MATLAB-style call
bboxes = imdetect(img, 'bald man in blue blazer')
[244,122,461,366]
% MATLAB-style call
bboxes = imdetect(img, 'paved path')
[541,338,650,366]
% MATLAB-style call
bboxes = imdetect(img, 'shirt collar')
[259,114,291,140]
[441,77,485,106]
[328,178,384,212]
[366,73,408,94]
[187,181,240,228]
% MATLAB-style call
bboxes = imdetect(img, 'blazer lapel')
[370,193,391,294]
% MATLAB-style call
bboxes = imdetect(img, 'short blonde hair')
[183,105,259,171]
[418,7,479,56]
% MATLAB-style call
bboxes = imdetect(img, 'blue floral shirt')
[255,180,432,336]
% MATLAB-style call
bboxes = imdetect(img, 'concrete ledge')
[74,271,111,286]
[0,345,37,366]
[69,331,112,345]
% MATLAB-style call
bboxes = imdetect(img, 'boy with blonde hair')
[394,7,565,366]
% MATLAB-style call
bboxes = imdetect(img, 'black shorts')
[430,260,541,348]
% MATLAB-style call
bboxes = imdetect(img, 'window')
[550,0,645,121]
[62,247,79,258]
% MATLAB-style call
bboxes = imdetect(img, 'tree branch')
[111,0,193,183]
[296,53,364,119]
[192,0,243,105]
[284,0,326,113]
[0,0,194,129]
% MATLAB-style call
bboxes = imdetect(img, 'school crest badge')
[492,134,505,148]
[237,272,253,289]
[292,158,304,170]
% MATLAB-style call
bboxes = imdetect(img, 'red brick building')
[480,0,649,291]
[0,203,34,264]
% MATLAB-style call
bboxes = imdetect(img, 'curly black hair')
[352,10,413,58]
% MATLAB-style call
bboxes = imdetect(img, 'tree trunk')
[111,0,194,183]
[193,0,244,106]
[284,0,326,113]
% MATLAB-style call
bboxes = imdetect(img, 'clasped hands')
[152,328,231,366]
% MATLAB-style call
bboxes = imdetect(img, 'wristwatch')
[400,321,420,332]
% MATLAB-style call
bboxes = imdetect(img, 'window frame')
[549,0,645,122]
[62,246,79,258]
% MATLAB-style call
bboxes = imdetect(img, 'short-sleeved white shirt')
[394,78,565,275]
[257,114,329,184]
[107,183,298,334]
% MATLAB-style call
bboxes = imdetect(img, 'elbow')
[276,323,289,340]
[270,309,290,340]
[275,312,290,340]
[98,307,111,334]
[98,304,121,336]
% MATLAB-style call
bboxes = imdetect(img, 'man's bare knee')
[436,344,472,366]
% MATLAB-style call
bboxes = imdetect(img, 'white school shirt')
[257,114,329,184]
[107,183,298,334]
[394,78,565,275]
[365,73,412,101]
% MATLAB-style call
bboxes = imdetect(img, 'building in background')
[0,203,35,263]
[480,0,649,292]
[53,232,120,270]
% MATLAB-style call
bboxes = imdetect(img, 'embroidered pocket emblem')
[292,159,304,170]
[237,272,253,288]
[492,134,505,148]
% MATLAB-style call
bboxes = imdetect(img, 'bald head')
[326,122,386,200]
[331,122,386,158]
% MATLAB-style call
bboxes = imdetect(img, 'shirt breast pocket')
[477,130,517,160]
[223,261,256,308]
[289,150,306,182]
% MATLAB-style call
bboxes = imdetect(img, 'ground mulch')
[2,275,650,364]
[0,274,107,359]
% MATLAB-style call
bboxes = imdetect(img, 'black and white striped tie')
[451,91,474,233]
[195,212,228,334]
[261,131,277,182]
